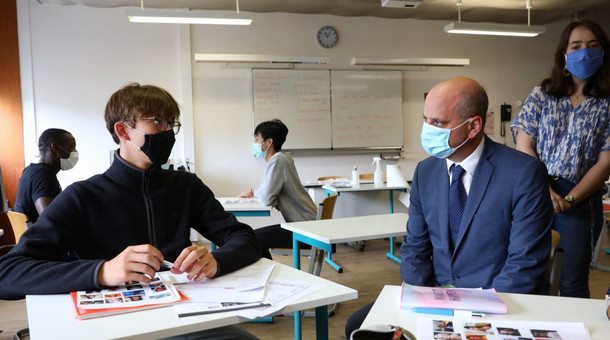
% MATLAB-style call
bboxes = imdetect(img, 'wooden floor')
[1,227,609,340]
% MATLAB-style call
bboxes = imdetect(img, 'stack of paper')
[400,283,507,314]
[169,264,275,317]
[71,274,187,319]
[169,261,327,319]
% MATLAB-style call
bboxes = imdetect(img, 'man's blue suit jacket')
[400,137,553,294]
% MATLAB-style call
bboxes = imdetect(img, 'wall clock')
[317,26,338,48]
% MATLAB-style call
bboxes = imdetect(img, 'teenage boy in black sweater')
[0,83,262,339]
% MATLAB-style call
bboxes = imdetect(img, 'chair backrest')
[546,229,563,296]
[7,211,28,244]
[317,176,348,181]
[317,194,338,221]
[359,173,373,180]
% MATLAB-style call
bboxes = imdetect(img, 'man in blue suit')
[400,77,553,293]
[346,77,553,338]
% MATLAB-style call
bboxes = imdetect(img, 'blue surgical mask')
[565,48,604,80]
[420,119,470,158]
[252,143,267,159]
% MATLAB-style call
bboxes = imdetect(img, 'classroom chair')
[546,230,563,296]
[317,175,348,181]
[307,194,339,275]
[270,194,339,272]
[0,211,28,252]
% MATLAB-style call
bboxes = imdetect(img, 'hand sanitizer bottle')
[351,166,360,188]
[373,157,383,187]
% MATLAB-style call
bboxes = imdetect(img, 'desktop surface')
[282,213,407,244]
[362,285,610,339]
[26,258,357,340]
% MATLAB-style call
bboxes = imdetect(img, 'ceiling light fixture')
[351,57,469,67]
[127,0,252,25]
[444,0,545,37]
[195,54,329,65]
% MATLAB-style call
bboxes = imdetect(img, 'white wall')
[17,1,610,222]
[18,0,187,187]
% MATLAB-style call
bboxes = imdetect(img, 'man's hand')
[171,244,218,282]
[237,189,254,198]
[98,244,163,287]
[549,187,571,215]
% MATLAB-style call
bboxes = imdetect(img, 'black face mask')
[139,130,176,165]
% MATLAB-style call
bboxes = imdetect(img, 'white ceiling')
[37,0,610,25]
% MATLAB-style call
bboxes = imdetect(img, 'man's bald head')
[427,77,488,126]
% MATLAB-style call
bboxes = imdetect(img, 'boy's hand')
[98,244,163,286]
[171,244,218,282]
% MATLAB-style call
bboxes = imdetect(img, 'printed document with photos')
[75,274,181,309]
[417,317,591,340]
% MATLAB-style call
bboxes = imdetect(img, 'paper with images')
[416,317,591,340]
[401,283,507,314]
[75,273,181,310]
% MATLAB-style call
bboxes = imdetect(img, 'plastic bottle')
[372,157,383,187]
[351,166,360,188]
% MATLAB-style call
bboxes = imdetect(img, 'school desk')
[321,183,408,267]
[362,285,610,339]
[217,197,271,217]
[25,258,357,340]
[282,213,407,273]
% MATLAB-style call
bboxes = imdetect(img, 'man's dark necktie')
[449,164,467,250]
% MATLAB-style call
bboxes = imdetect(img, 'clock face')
[317,26,338,48]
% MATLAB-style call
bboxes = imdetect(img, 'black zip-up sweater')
[0,152,262,299]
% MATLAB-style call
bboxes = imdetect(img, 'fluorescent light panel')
[195,54,329,64]
[444,22,545,37]
[126,10,252,25]
[351,57,469,67]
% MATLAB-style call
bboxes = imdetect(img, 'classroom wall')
[17,1,610,224]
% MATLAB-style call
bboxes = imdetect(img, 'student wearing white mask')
[15,128,78,223]
[512,19,610,298]
[239,119,317,259]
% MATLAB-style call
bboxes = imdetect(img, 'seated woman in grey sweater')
[239,119,317,259]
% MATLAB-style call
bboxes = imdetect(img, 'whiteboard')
[331,71,403,148]
[253,69,331,149]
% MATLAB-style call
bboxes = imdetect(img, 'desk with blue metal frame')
[283,213,408,275]
[25,258,357,340]
[217,197,271,217]
[321,184,407,271]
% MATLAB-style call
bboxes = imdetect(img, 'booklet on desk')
[400,282,507,314]
[71,274,188,320]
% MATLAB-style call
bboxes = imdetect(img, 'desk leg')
[292,237,303,340]
[315,305,329,340]
[293,238,301,270]
[294,310,302,340]
[324,253,343,273]
[389,190,395,214]
[386,236,401,263]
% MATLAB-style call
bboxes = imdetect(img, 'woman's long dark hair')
[541,19,610,98]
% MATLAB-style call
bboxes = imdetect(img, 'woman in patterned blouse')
[511,19,610,298]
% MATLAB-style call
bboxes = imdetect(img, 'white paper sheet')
[169,264,275,303]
